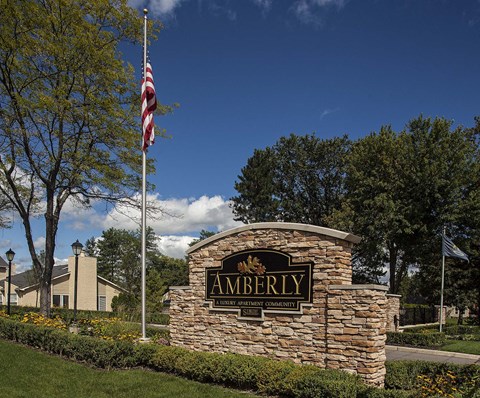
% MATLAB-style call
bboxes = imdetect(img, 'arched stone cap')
[186,222,361,254]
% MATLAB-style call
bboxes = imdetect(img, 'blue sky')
[1,0,480,270]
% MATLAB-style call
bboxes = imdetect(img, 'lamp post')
[5,248,15,315]
[71,240,83,323]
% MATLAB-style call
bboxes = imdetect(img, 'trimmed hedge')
[0,315,415,397]
[0,304,169,325]
[149,346,413,397]
[386,331,446,347]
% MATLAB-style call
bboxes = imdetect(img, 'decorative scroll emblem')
[205,249,313,320]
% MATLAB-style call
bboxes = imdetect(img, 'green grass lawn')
[440,340,480,355]
[0,339,258,398]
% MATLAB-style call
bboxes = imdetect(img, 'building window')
[98,296,107,312]
[10,294,17,305]
[0,293,3,305]
[52,294,69,308]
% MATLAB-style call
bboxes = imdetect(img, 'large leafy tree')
[410,117,480,316]
[0,0,165,315]
[332,126,415,291]
[335,116,480,295]
[231,134,351,226]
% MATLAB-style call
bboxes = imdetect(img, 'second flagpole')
[439,226,446,333]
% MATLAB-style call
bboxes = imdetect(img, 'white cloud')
[319,107,340,120]
[148,0,186,16]
[33,236,46,251]
[157,235,196,258]
[58,194,243,259]
[101,194,243,235]
[56,197,104,231]
[291,0,346,26]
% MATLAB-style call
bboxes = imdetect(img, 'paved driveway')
[386,345,480,365]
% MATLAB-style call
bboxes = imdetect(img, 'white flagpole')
[439,226,446,332]
[141,8,148,341]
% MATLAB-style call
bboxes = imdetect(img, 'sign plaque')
[205,249,313,320]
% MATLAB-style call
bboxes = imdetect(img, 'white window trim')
[98,295,107,311]
[52,294,69,308]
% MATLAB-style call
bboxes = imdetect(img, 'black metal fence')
[399,305,438,326]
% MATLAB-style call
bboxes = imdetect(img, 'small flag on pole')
[442,234,469,262]
[141,61,157,151]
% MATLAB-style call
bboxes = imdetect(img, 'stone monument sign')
[169,222,392,386]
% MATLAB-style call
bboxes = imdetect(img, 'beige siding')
[52,275,70,295]
[97,279,121,312]
[0,266,7,282]
[98,280,106,296]
[2,256,121,312]
[18,287,39,307]
[68,255,97,311]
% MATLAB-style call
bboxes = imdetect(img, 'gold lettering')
[226,276,240,295]
[291,274,305,295]
[266,275,279,295]
[281,274,293,295]
[254,276,265,294]
[243,276,253,295]
[210,272,223,295]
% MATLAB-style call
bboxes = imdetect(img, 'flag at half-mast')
[141,61,157,151]
[442,233,469,262]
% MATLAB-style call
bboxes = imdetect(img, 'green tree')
[231,147,280,223]
[83,237,98,258]
[96,227,157,294]
[335,116,480,295]
[332,126,414,291]
[231,134,350,226]
[188,229,217,247]
[149,253,188,287]
[402,116,480,313]
[0,0,168,315]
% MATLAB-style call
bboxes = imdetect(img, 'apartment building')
[0,254,124,312]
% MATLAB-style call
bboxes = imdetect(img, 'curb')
[386,345,480,361]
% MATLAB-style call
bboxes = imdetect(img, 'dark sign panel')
[205,249,313,320]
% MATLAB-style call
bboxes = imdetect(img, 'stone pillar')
[327,285,388,387]
[386,294,401,332]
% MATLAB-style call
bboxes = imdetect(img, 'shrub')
[213,353,269,389]
[385,360,480,394]
[9,315,480,398]
[255,358,297,395]
[283,365,367,398]
[386,331,446,347]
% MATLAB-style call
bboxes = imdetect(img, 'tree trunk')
[389,244,398,294]
[39,278,51,316]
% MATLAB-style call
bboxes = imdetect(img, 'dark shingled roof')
[0,264,69,289]
[0,257,8,269]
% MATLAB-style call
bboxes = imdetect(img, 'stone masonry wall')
[169,223,388,387]
[326,285,388,386]
[386,294,401,332]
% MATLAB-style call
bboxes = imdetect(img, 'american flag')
[141,61,157,151]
